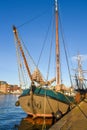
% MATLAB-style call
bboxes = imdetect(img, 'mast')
[77,55,84,81]
[55,0,60,85]
[13,26,33,82]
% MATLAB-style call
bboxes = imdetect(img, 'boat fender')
[15,100,20,106]
[55,109,62,120]
[75,92,81,103]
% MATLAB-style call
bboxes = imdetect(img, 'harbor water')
[0,95,50,130]
[0,94,26,130]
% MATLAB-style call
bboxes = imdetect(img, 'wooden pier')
[49,98,87,130]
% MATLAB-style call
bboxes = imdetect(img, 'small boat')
[13,0,77,120]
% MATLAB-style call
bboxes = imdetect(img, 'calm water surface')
[0,95,50,130]
[0,95,26,130]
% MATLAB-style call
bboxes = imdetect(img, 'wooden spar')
[13,26,33,81]
[13,26,35,113]
[55,0,60,85]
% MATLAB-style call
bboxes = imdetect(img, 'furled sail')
[32,68,45,85]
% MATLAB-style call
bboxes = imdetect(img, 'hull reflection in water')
[18,116,51,130]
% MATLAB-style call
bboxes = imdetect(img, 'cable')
[17,8,51,29]
[59,12,73,87]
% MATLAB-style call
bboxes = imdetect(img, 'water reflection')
[18,119,42,130]
[0,95,27,130]
[17,116,51,130]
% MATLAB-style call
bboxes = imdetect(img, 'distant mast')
[55,0,60,85]
[77,55,84,80]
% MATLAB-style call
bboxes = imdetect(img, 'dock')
[49,98,87,130]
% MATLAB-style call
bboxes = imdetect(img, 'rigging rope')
[37,16,52,67]
[17,8,51,29]
[18,32,36,68]
[16,29,46,85]
[37,9,54,67]
[46,14,55,81]
[77,103,87,119]
[13,34,26,88]
[59,12,73,87]
[42,90,46,130]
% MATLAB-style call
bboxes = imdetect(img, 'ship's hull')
[19,94,69,117]
[18,88,75,118]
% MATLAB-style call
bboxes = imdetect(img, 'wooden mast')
[55,0,60,85]
[13,26,33,82]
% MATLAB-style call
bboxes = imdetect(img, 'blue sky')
[0,0,87,86]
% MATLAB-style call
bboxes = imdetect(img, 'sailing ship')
[13,0,76,119]
[73,54,87,94]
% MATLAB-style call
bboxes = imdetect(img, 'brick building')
[0,81,8,93]
[0,81,22,94]
[9,85,22,94]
